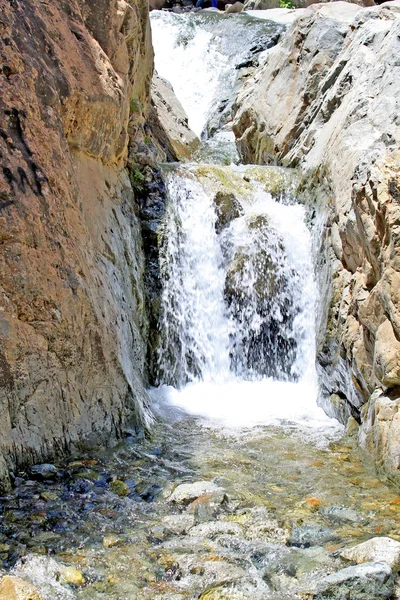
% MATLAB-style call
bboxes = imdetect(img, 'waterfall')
[150,11,341,434]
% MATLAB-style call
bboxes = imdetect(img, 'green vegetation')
[129,98,142,114]
[280,0,294,7]
[129,164,146,193]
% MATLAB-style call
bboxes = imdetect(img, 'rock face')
[0,0,154,490]
[233,1,400,481]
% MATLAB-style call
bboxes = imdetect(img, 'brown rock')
[0,0,154,490]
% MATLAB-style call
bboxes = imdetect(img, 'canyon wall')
[0,0,155,490]
[233,1,400,482]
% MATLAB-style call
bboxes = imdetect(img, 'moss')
[109,479,130,497]
[129,98,142,114]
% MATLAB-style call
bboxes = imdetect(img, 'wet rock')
[168,482,224,505]
[109,480,130,498]
[103,535,123,548]
[0,575,43,600]
[244,507,289,544]
[187,491,228,523]
[323,506,363,525]
[162,514,195,535]
[290,525,339,548]
[213,191,243,234]
[313,562,394,599]
[225,1,244,12]
[59,567,85,587]
[341,537,400,572]
[188,520,243,539]
[28,465,57,482]
[196,560,246,585]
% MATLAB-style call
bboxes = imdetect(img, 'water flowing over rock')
[232,1,400,482]
[0,0,155,490]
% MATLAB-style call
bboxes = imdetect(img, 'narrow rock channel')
[1,7,400,600]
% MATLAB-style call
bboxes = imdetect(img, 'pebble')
[59,566,85,587]
[103,535,122,548]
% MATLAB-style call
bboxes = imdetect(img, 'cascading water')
[149,10,341,434]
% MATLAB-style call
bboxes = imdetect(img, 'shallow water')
[1,410,400,599]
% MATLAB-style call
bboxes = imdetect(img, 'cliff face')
[233,2,400,481]
[0,0,154,489]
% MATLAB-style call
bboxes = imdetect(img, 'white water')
[150,12,342,438]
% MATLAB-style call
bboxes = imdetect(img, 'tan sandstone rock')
[0,0,154,491]
[0,576,42,600]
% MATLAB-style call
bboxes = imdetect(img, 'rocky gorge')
[1,0,400,598]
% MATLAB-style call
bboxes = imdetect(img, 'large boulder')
[313,562,394,599]
[148,73,200,162]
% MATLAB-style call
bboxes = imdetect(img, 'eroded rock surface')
[0,0,154,490]
[232,1,400,481]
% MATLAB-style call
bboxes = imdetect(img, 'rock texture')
[148,73,200,162]
[341,537,400,572]
[0,576,42,600]
[0,0,154,490]
[233,2,400,480]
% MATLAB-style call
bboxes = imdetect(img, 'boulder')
[213,191,243,233]
[244,0,279,9]
[313,562,394,599]
[341,537,400,573]
[148,73,200,162]
[225,1,244,12]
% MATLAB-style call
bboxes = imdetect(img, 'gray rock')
[188,520,243,539]
[323,506,364,525]
[161,514,195,535]
[29,464,58,481]
[213,191,243,233]
[225,1,244,13]
[290,525,339,548]
[168,481,224,504]
[314,562,394,599]
[341,537,400,573]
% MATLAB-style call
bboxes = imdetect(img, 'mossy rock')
[109,480,130,497]
[214,191,244,233]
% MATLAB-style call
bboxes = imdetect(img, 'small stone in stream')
[68,479,92,494]
[323,506,363,525]
[187,491,227,523]
[313,561,394,599]
[168,481,224,505]
[59,567,85,587]
[195,560,246,585]
[103,535,122,548]
[290,525,340,548]
[341,537,400,572]
[39,492,58,502]
[109,480,129,497]
[188,520,243,539]
[29,464,57,481]
[162,514,194,535]
[0,575,43,600]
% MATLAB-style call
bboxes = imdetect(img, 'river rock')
[188,520,243,539]
[323,506,363,525]
[243,0,279,9]
[0,576,42,600]
[29,464,58,481]
[59,567,85,587]
[341,537,400,572]
[162,514,195,535]
[168,481,224,504]
[213,191,244,233]
[290,525,339,548]
[225,2,244,12]
[313,562,394,599]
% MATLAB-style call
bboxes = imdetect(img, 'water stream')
[1,10,400,600]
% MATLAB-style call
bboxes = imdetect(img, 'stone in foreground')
[341,537,400,572]
[168,481,223,504]
[313,562,393,599]
[0,576,43,600]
